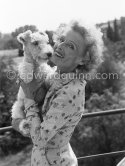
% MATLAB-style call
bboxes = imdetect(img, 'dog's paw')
[19,119,31,135]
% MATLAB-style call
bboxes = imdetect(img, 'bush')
[71,89,125,166]
[0,56,30,156]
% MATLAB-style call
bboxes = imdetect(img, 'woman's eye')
[32,41,39,46]
[59,37,65,43]
[68,44,74,50]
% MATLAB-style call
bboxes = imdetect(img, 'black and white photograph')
[0,0,125,166]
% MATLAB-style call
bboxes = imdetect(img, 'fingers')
[16,75,21,85]
[19,78,26,89]
[17,74,41,91]
[16,78,20,85]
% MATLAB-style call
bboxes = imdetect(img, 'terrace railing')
[0,108,125,161]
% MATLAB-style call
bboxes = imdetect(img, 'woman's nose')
[54,42,63,51]
[58,45,63,51]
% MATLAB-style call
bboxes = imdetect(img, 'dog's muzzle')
[46,52,52,58]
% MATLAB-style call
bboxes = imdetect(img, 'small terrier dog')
[11,30,55,122]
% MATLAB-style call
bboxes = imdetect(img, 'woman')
[12,20,103,166]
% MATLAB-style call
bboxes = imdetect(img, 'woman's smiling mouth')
[54,51,64,58]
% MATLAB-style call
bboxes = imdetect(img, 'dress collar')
[54,72,76,85]
[53,72,86,85]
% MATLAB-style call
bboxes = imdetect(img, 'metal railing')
[0,108,125,161]
[0,126,13,133]
[77,150,125,160]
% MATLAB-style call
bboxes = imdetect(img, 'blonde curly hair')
[53,20,104,78]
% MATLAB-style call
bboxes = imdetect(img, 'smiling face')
[50,29,86,73]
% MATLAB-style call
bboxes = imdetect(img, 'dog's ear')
[24,30,32,37]
[17,30,32,44]
[39,31,49,43]
[17,33,25,44]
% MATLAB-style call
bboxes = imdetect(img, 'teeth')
[55,52,63,58]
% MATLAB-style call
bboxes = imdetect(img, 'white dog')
[11,30,55,121]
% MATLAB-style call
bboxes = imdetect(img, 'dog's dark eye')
[32,41,39,46]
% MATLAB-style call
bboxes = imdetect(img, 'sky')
[0,0,125,33]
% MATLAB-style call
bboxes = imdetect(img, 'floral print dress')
[12,73,86,166]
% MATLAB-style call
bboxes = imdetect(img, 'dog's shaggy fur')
[11,30,55,123]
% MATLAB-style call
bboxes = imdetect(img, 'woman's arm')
[11,73,42,137]
[24,88,84,148]
[19,73,86,148]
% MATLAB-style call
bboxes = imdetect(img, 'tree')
[71,89,125,166]
[107,22,114,41]
[2,25,38,52]
[0,56,30,156]
[11,25,38,38]
[113,19,120,42]
[3,38,19,50]
[85,48,123,100]
[0,33,12,50]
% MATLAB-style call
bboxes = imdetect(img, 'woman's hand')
[20,75,42,100]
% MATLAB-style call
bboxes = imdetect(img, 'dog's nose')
[47,52,52,58]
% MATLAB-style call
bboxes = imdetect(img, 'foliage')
[71,89,125,166]
[105,40,125,61]
[107,22,114,41]
[0,34,12,50]
[113,19,121,42]
[0,56,18,126]
[3,37,20,50]
[0,56,30,156]
[0,25,38,51]
[85,46,124,100]
[106,19,121,42]
[0,23,125,166]
[11,25,38,38]
[71,38,125,166]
